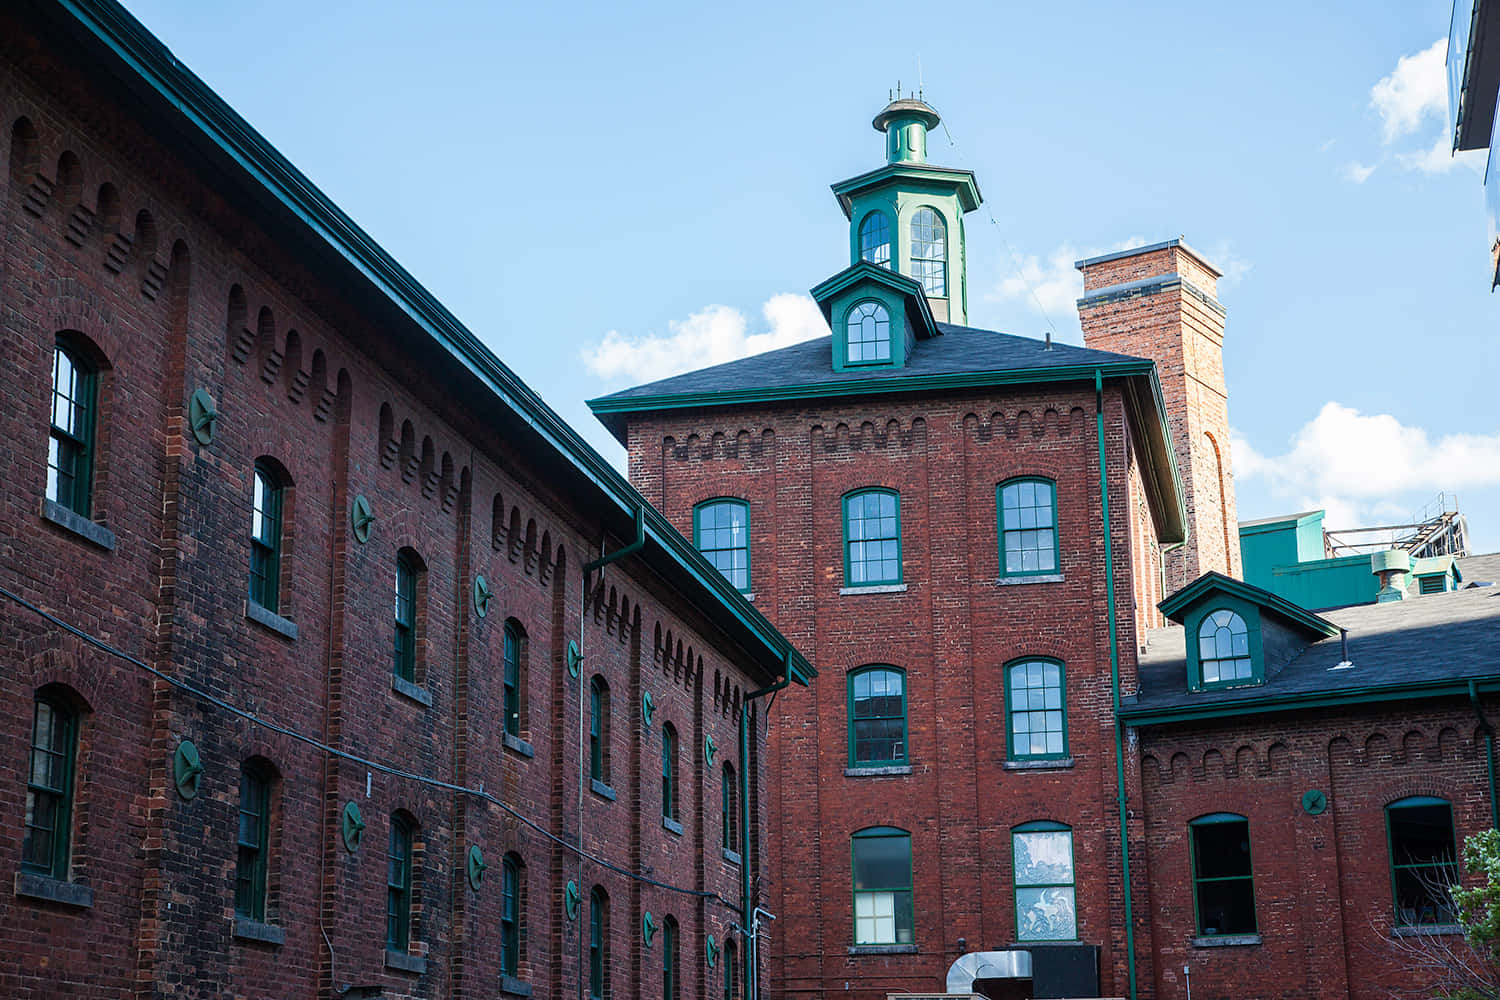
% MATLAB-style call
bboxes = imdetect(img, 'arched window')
[858,211,891,268]
[843,489,901,585]
[589,886,609,1000]
[1386,797,1458,926]
[1189,813,1255,937]
[910,207,946,297]
[503,620,525,736]
[22,687,80,880]
[387,812,416,951]
[1005,659,1066,760]
[590,676,610,785]
[394,550,422,683]
[662,913,680,999]
[662,723,680,823]
[847,666,907,767]
[850,826,913,945]
[695,498,750,592]
[48,338,97,516]
[501,853,523,975]
[722,762,739,855]
[845,301,891,364]
[1197,609,1251,685]
[249,460,285,611]
[998,478,1058,576]
[235,758,275,921]
[723,937,740,1000]
[1012,821,1076,941]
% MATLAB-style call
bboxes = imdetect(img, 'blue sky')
[122,0,1500,554]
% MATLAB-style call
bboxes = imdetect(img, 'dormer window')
[910,207,946,297]
[858,212,891,268]
[1198,609,1251,685]
[845,301,891,364]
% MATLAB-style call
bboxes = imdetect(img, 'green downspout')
[1096,370,1137,1000]
[742,656,793,1000]
[583,504,646,576]
[1468,681,1499,829]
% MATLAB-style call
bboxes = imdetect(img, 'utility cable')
[0,581,730,907]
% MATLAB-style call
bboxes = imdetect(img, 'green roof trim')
[830,162,982,219]
[1158,571,1340,638]
[1121,677,1500,726]
[43,0,813,689]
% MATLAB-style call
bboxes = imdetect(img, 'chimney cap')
[873,98,941,134]
[1073,238,1224,278]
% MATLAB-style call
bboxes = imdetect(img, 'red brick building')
[593,99,1500,1000]
[0,2,811,999]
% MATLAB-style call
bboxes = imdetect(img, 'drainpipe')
[1096,369,1138,1000]
[741,656,793,1000]
[1469,681,1499,830]
[583,504,646,577]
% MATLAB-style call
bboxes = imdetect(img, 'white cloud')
[1318,137,1337,153]
[1396,131,1487,174]
[987,243,1096,315]
[1370,38,1447,144]
[1342,162,1377,184]
[1232,403,1500,528]
[581,293,825,384]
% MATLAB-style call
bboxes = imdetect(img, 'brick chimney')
[1076,239,1242,593]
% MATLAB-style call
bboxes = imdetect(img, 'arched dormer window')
[910,207,946,297]
[1198,609,1251,686]
[845,301,891,365]
[858,211,891,268]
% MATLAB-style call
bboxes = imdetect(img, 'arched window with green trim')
[850,826,913,945]
[910,207,947,296]
[661,723,680,822]
[235,757,275,921]
[22,686,81,880]
[1189,812,1256,937]
[722,762,739,854]
[1197,609,1252,685]
[249,460,286,611]
[589,886,609,1000]
[1005,658,1066,760]
[843,488,901,585]
[1012,821,1076,941]
[847,665,907,767]
[858,211,891,268]
[503,619,525,737]
[48,337,98,516]
[723,937,739,1000]
[1386,796,1458,926]
[590,676,610,785]
[387,811,416,951]
[694,498,750,592]
[501,852,523,975]
[998,478,1058,577]
[394,549,423,683]
[662,913,680,999]
[845,301,891,364]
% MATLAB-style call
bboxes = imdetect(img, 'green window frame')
[503,620,524,737]
[694,498,751,592]
[662,914,680,999]
[1197,608,1253,686]
[1005,658,1067,760]
[501,852,521,975]
[850,826,914,945]
[589,886,608,1000]
[844,300,892,365]
[235,760,273,921]
[22,689,78,880]
[662,723,679,822]
[910,206,947,297]
[723,938,739,1000]
[249,461,283,611]
[847,665,907,767]
[1012,821,1076,941]
[48,339,96,517]
[998,478,1058,576]
[394,550,419,683]
[1386,796,1459,926]
[859,210,891,268]
[843,489,901,586]
[590,676,609,784]
[1189,813,1256,937]
[387,813,414,951]
[722,762,739,852]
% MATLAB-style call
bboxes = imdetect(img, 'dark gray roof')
[591,323,1146,404]
[1460,551,1500,586]
[1128,584,1500,718]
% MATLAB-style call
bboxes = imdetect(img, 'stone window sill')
[1192,933,1261,948]
[391,675,432,707]
[1003,757,1075,771]
[503,732,535,758]
[41,498,116,550]
[722,848,742,866]
[591,779,616,801]
[246,600,298,640]
[234,916,285,945]
[839,583,908,596]
[1394,923,1463,937]
[501,975,534,997]
[845,764,912,777]
[385,949,427,974]
[662,816,684,836]
[847,943,917,955]
[15,871,93,908]
[997,572,1064,586]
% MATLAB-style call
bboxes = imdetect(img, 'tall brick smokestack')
[1076,239,1241,593]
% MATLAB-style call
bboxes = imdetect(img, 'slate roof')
[1460,551,1500,586]
[591,323,1147,405]
[1125,583,1500,722]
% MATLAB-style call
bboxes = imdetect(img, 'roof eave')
[1122,675,1500,726]
[1157,571,1341,637]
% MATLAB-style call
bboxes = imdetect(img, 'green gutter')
[742,663,793,1000]
[1121,677,1500,727]
[1096,369,1136,1000]
[1470,681,1500,830]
